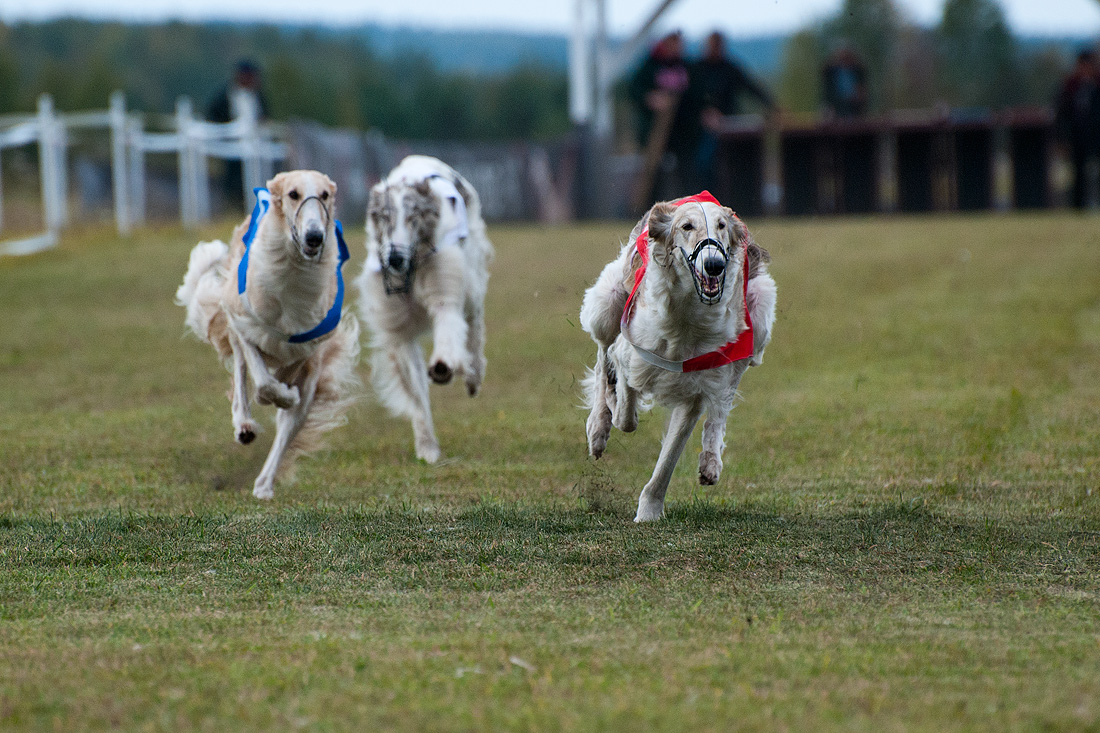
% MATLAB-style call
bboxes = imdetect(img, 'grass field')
[2,211,1100,730]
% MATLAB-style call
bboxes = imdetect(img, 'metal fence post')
[37,94,66,232]
[176,97,199,228]
[240,99,261,204]
[109,91,131,235]
[127,116,146,227]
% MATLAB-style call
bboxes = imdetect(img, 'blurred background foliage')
[0,0,1082,140]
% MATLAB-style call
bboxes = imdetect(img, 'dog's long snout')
[703,256,726,277]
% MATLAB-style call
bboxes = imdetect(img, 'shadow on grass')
[1,499,1098,601]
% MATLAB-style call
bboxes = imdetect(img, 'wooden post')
[631,96,679,214]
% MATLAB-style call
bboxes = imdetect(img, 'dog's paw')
[252,482,275,501]
[699,451,722,486]
[235,420,259,445]
[257,382,299,410]
[587,408,611,459]
[465,376,481,397]
[634,498,664,523]
[612,408,637,434]
[416,439,442,464]
[428,361,454,385]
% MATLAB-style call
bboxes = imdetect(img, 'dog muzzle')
[681,237,729,305]
[291,195,331,259]
[381,244,417,295]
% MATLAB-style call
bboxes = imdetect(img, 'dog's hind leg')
[252,365,320,500]
[229,343,259,445]
[585,346,614,458]
[612,366,639,434]
[698,408,729,486]
[635,396,704,522]
[377,340,441,464]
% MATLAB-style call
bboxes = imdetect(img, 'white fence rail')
[0,91,287,257]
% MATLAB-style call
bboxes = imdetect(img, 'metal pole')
[176,97,197,228]
[109,91,131,235]
[128,117,146,227]
[569,0,592,125]
[37,94,62,233]
[240,98,261,203]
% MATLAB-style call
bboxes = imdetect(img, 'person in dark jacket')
[1055,51,1100,210]
[207,60,270,211]
[692,31,776,191]
[822,45,868,119]
[629,32,703,198]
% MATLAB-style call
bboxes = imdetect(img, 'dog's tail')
[176,240,229,343]
[279,314,363,479]
[747,268,777,367]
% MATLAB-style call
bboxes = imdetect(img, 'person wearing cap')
[207,60,271,210]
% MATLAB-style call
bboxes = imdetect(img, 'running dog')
[580,191,776,522]
[356,155,493,463]
[176,170,361,499]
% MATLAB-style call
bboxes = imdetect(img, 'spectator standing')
[207,60,270,211]
[822,45,868,119]
[629,32,702,204]
[692,30,776,191]
[1055,51,1100,210]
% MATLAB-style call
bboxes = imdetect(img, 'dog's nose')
[304,229,324,249]
[387,250,406,271]
[703,256,725,277]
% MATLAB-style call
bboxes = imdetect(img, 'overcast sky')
[2,0,1098,38]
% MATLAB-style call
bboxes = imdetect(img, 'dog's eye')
[682,223,694,231]
[717,221,726,230]
[321,191,329,201]
[288,190,300,201]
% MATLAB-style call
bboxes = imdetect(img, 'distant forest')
[0,1,1085,143]
[0,20,572,141]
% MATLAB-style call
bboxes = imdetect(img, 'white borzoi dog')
[355,155,493,463]
[580,191,776,522]
[176,170,361,499]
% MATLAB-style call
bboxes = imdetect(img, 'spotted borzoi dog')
[176,170,361,499]
[355,155,493,463]
[580,192,776,522]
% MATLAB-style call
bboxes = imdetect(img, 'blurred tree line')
[0,19,570,141]
[777,0,1071,114]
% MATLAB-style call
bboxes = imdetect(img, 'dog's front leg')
[252,366,319,500]
[635,397,704,522]
[586,345,613,458]
[227,320,300,409]
[426,303,468,386]
[229,340,258,444]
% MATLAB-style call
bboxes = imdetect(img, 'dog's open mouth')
[697,271,723,300]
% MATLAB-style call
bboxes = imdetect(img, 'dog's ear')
[321,173,337,198]
[267,172,288,209]
[646,201,678,246]
[720,205,749,247]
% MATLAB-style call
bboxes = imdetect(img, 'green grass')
[1,213,1100,730]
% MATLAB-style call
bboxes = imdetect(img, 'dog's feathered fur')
[175,170,361,499]
[355,155,493,463]
[580,198,777,522]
